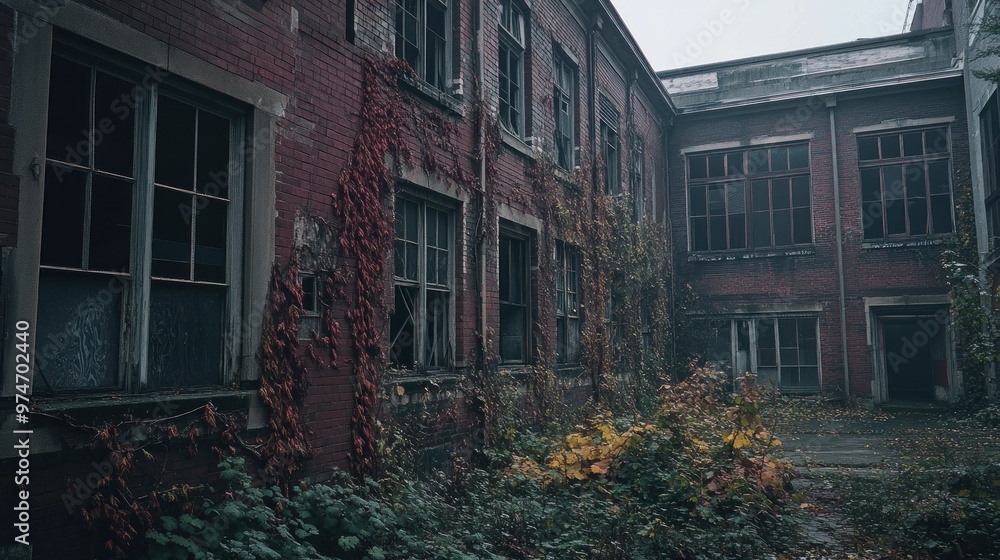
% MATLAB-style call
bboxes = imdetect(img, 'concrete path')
[766,406,1000,559]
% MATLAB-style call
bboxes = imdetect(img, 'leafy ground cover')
[144,370,800,559]
[762,397,1000,560]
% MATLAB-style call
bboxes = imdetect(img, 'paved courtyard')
[766,403,1000,559]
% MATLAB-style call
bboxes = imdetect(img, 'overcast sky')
[610,0,916,72]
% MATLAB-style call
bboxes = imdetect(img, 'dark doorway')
[881,316,945,402]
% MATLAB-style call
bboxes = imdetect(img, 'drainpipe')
[475,0,487,363]
[828,98,851,398]
[588,17,600,193]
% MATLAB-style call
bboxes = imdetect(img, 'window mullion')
[417,205,427,367]
[224,116,245,382]
[129,86,159,392]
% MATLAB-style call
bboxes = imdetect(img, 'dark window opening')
[498,0,526,136]
[687,143,810,252]
[395,0,449,90]
[500,232,530,364]
[858,128,954,240]
[391,196,453,371]
[555,241,580,364]
[553,52,576,169]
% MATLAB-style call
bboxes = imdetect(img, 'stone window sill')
[687,245,816,262]
[500,128,537,160]
[399,75,464,117]
[861,235,953,250]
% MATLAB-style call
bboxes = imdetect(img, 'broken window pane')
[46,56,91,164]
[41,165,87,269]
[902,132,923,157]
[35,270,121,390]
[708,154,726,177]
[90,175,133,273]
[926,128,948,153]
[197,110,231,199]
[928,161,950,194]
[147,282,223,388]
[688,156,707,180]
[788,144,809,169]
[390,285,416,368]
[858,136,879,161]
[425,289,449,368]
[94,71,136,177]
[726,152,744,175]
[152,187,193,279]
[194,196,228,283]
[155,96,196,190]
[879,134,901,159]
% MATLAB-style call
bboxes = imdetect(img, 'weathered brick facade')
[663,29,969,403]
[0,0,669,557]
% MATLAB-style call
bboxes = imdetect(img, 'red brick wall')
[669,81,968,396]
[2,0,668,557]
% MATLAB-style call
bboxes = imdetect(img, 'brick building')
[661,28,969,404]
[0,0,671,557]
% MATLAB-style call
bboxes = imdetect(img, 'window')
[599,95,620,195]
[498,0,526,136]
[299,273,321,339]
[391,196,453,370]
[981,94,1000,250]
[395,0,449,90]
[555,241,580,364]
[631,137,645,220]
[552,51,576,169]
[499,230,530,364]
[755,317,819,391]
[858,128,953,240]
[687,143,811,252]
[702,317,819,391]
[36,48,243,392]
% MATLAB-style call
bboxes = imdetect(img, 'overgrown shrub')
[146,369,797,559]
[841,462,1000,559]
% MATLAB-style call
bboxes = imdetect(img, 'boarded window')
[37,49,239,392]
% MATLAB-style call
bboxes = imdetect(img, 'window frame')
[701,316,821,392]
[686,143,812,253]
[631,135,645,220]
[394,0,452,92]
[981,93,1000,251]
[390,192,456,372]
[34,37,247,394]
[599,95,621,196]
[552,49,577,170]
[857,127,954,241]
[499,226,532,365]
[498,0,527,137]
[555,240,581,365]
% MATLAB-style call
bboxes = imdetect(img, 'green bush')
[146,371,798,559]
[841,462,1000,559]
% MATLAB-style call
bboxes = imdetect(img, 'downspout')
[588,17,599,193]
[828,98,851,397]
[475,0,488,365]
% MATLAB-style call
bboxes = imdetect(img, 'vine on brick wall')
[332,58,413,478]
[944,166,995,400]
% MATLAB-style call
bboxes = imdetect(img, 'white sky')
[610,0,916,71]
